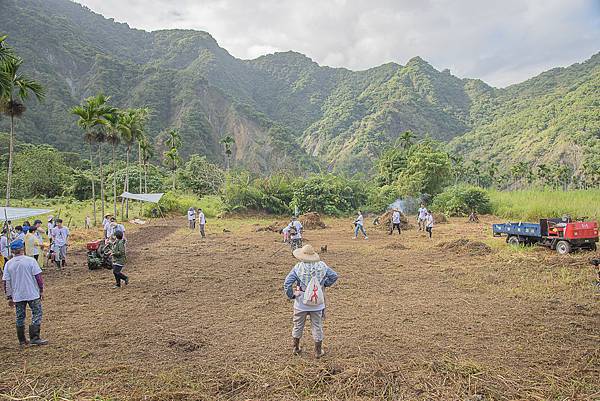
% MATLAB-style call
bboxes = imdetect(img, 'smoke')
[388,197,422,214]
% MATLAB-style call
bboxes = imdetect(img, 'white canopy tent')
[119,192,164,203]
[0,207,53,221]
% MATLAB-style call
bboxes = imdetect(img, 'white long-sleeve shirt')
[355,214,364,226]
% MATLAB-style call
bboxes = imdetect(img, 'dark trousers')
[113,263,128,286]
[189,220,196,229]
[426,227,433,238]
[389,223,401,235]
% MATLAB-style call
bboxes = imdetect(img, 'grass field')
[489,189,600,221]
[0,215,598,400]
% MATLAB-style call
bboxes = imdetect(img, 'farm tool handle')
[270,242,289,257]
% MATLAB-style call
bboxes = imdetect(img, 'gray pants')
[53,244,67,262]
[292,309,324,341]
[199,224,205,238]
[189,220,196,229]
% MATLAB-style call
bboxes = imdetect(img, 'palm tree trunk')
[121,146,130,218]
[144,161,148,193]
[138,142,143,216]
[98,143,105,220]
[5,113,15,207]
[89,141,97,226]
[112,143,117,217]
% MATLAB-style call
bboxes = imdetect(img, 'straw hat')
[292,244,320,263]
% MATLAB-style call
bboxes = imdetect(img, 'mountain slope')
[0,0,597,175]
[449,54,600,175]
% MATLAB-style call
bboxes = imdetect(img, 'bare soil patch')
[0,216,598,400]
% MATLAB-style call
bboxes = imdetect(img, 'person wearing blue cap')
[2,239,48,346]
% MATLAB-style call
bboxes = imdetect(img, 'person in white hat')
[283,244,338,358]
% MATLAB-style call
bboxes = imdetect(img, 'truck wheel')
[556,240,571,255]
[507,236,520,246]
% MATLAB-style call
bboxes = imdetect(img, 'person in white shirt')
[353,211,368,240]
[85,215,91,229]
[2,239,48,346]
[106,217,125,241]
[187,207,196,230]
[389,209,402,235]
[425,211,434,238]
[46,216,54,236]
[51,219,69,269]
[1,229,9,265]
[283,244,338,358]
[285,216,303,250]
[197,208,206,238]
[102,214,112,239]
[417,204,428,231]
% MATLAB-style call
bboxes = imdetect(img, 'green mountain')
[449,54,600,176]
[1,0,598,175]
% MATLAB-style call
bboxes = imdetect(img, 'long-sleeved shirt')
[0,235,8,258]
[112,239,126,266]
[286,221,302,240]
[354,214,364,226]
[283,261,338,311]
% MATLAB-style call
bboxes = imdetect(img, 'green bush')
[292,174,367,216]
[432,185,491,216]
[145,192,223,218]
[366,185,401,213]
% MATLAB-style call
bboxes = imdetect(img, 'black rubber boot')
[293,337,301,355]
[29,324,48,346]
[16,325,28,346]
[315,341,325,359]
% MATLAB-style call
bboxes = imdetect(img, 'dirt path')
[0,217,598,400]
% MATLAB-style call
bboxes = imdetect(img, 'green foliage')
[366,185,401,213]
[222,172,293,214]
[292,174,367,216]
[150,192,222,218]
[431,185,491,216]
[396,142,452,196]
[178,155,225,197]
[488,190,600,221]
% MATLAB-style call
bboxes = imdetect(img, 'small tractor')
[86,239,113,270]
[492,217,598,254]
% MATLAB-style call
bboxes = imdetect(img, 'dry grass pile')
[433,213,448,224]
[255,221,287,232]
[375,210,413,230]
[438,239,493,256]
[383,242,409,250]
[299,212,326,229]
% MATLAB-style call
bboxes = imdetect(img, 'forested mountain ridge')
[0,0,597,175]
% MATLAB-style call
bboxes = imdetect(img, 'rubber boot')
[315,341,325,359]
[293,337,301,355]
[16,325,29,347]
[29,324,48,346]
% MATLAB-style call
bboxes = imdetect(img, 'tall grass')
[488,189,600,221]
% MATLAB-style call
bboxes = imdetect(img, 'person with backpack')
[2,239,48,346]
[389,209,402,235]
[353,210,368,240]
[283,244,338,358]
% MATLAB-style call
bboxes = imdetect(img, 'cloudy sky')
[74,0,599,87]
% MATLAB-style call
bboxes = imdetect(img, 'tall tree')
[163,129,182,191]
[104,112,121,217]
[71,94,113,225]
[220,135,235,170]
[399,130,416,150]
[140,137,154,194]
[119,108,149,218]
[0,35,14,98]
[0,55,44,206]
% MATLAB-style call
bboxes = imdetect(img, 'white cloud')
[74,0,600,87]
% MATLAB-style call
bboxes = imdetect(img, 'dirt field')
[0,216,598,400]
